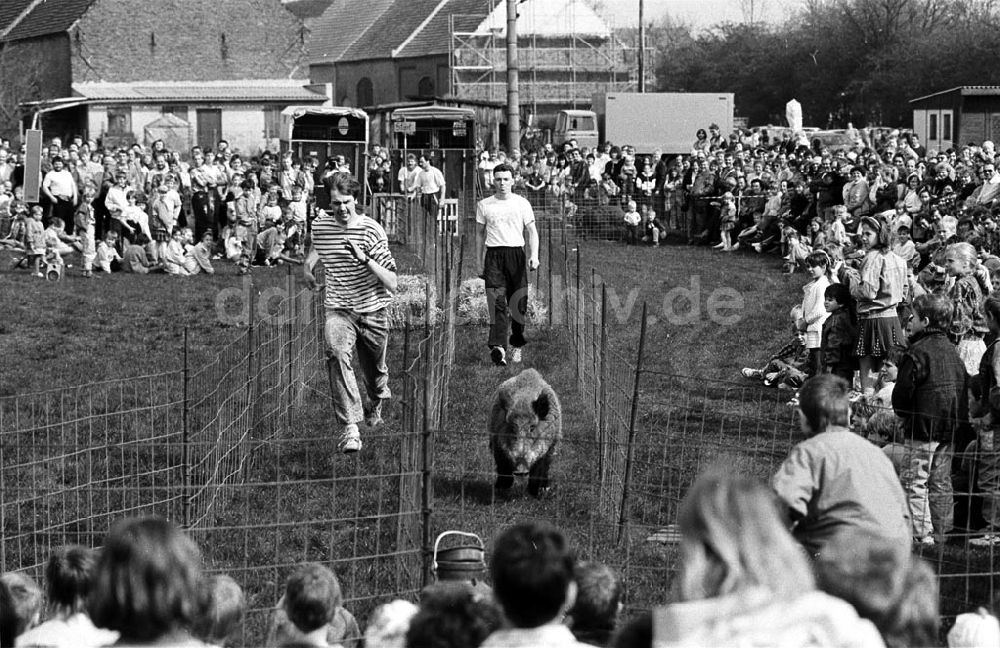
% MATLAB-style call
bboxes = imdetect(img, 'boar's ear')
[532,392,550,420]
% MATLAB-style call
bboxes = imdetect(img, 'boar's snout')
[513,462,530,476]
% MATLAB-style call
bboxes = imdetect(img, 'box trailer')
[591,92,735,155]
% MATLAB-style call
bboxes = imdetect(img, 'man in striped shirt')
[304,173,398,454]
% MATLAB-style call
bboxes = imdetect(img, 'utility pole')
[638,0,645,92]
[506,0,520,154]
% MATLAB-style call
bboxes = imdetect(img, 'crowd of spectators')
[476,121,1000,552]
[0,136,364,278]
[2,454,998,648]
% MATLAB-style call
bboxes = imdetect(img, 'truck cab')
[553,109,599,151]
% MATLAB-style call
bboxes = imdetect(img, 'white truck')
[553,92,735,155]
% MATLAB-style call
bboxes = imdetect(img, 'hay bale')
[386,275,439,329]
[388,275,548,329]
[456,278,547,326]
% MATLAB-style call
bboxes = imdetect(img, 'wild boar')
[488,368,563,498]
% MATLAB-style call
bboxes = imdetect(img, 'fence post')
[247,282,257,438]
[617,302,648,545]
[547,220,553,327]
[574,246,581,389]
[285,264,295,425]
[598,284,608,498]
[591,268,599,418]
[182,327,191,529]
[420,300,434,588]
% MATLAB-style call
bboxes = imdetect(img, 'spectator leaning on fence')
[475,162,539,368]
[304,172,397,455]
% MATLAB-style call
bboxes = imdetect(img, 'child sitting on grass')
[95,230,123,274]
[741,306,811,389]
[642,204,664,247]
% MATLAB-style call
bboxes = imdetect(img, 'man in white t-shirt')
[476,163,539,366]
[397,153,420,200]
[416,154,446,225]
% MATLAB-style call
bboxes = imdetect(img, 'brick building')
[308,0,646,115]
[3,0,325,153]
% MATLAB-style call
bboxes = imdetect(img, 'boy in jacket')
[893,293,970,541]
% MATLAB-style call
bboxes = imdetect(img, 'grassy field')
[2,236,995,640]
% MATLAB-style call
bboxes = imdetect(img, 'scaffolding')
[449,0,653,115]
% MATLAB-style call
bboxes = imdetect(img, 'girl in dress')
[839,216,908,396]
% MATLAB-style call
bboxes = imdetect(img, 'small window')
[943,113,952,140]
[263,107,282,139]
[107,107,132,135]
[417,76,434,98]
[356,77,373,107]
[162,105,189,120]
[929,114,938,140]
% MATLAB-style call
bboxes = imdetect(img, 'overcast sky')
[601,0,798,30]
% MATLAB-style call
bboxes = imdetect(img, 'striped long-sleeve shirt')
[312,213,396,313]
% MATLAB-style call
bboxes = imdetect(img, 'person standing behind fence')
[416,154,445,229]
[476,163,539,367]
[304,173,397,455]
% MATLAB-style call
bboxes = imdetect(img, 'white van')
[553,109,599,150]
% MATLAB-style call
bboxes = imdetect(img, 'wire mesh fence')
[8,179,1000,642]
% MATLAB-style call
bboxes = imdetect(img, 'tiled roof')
[72,80,327,103]
[282,0,334,20]
[2,0,96,42]
[0,0,36,38]
[394,0,488,59]
[307,0,396,64]
[337,0,443,62]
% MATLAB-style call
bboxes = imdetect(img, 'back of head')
[677,470,815,602]
[88,516,202,643]
[490,522,575,628]
[45,545,96,617]
[283,563,342,634]
[912,292,955,330]
[0,572,42,647]
[610,611,652,648]
[407,582,501,648]
[192,574,246,646]
[816,530,938,648]
[568,562,623,645]
[798,375,851,434]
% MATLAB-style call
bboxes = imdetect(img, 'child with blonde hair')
[74,185,97,277]
[945,241,988,376]
[713,192,737,251]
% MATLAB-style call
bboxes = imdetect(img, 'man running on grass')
[304,173,397,454]
[476,163,539,366]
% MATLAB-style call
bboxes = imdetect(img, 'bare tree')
[739,0,770,23]
[0,45,43,142]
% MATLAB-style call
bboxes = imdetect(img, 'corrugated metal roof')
[72,80,327,103]
[2,0,96,42]
[910,85,1000,104]
[307,0,396,63]
[394,0,488,59]
[0,0,36,38]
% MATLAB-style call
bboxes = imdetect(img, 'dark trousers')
[484,246,528,349]
[192,191,217,241]
[50,197,76,234]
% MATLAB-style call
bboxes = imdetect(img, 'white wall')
[86,102,323,155]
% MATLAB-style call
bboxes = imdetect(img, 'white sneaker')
[510,347,522,363]
[337,424,362,454]
[490,346,507,366]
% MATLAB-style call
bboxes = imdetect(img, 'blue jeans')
[324,308,391,426]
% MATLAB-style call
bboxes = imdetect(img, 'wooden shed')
[910,86,1000,152]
